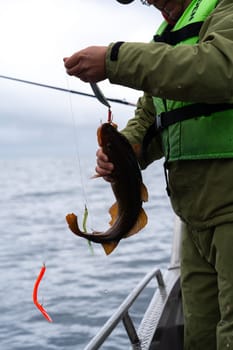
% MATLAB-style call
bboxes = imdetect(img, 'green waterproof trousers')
[168,159,233,350]
[181,223,233,350]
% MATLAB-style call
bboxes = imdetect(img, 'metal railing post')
[122,311,141,347]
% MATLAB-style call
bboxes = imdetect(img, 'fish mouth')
[97,122,118,147]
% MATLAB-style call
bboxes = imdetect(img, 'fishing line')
[1,71,137,317]
[65,76,94,251]
[66,77,88,201]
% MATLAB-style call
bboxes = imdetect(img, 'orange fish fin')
[90,173,102,179]
[66,213,81,234]
[108,202,118,226]
[125,208,148,238]
[102,241,118,255]
[141,183,149,202]
[97,125,102,146]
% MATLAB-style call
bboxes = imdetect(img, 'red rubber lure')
[33,264,53,322]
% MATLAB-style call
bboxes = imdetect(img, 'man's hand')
[64,46,107,83]
[96,148,114,182]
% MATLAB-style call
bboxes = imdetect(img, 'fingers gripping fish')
[66,123,148,255]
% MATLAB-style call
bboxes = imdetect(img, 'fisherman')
[64,0,233,349]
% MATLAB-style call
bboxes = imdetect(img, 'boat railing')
[84,216,183,350]
[84,268,166,350]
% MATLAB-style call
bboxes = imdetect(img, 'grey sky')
[0,0,162,157]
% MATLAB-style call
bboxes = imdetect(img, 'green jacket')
[105,0,233,169]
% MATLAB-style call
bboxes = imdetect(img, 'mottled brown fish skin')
[66,123,148,252]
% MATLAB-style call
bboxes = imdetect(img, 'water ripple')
[0,157,174,349]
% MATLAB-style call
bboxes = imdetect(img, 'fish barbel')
[66,123,148,255]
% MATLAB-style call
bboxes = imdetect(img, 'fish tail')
[66,213,83,236]
[67,213,117,254]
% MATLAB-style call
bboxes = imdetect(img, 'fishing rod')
[0,74,136,107]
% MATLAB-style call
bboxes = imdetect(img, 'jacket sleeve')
[121,92,164,169]
[105,0,233,104]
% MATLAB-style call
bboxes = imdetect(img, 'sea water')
[0,143,174,349]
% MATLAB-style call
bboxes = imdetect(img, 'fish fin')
[90,173,102,179]
[102,241,118,255]
[97,125,102,146]
[108,202,118,226]
[141,183,149,202]
[125,208,148,238]
[66,213,82,235]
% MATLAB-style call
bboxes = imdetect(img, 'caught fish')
[66,122,148,255]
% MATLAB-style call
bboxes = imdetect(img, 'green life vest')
[152,0,233,162]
